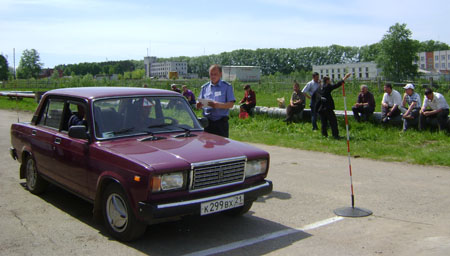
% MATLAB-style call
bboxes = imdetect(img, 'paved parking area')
[1,110,450,255]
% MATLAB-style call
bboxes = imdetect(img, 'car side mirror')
[198,117,209,128]
[68,125,90,141]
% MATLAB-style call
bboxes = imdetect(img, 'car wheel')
[25,155,48,194]
[223,201,253,217]
[102,183,147,242]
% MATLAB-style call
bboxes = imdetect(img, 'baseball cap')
[403,83,414,90]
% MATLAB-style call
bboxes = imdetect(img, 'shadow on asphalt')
[20,183,308,255]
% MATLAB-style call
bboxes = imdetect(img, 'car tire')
[25,155,48,194]
[223,201,253,217]
[102,183,147,242]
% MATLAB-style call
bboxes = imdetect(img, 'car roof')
[46,87,181,100]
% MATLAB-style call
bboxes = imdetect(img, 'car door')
[30,97,65,182]
[52,100,90,197]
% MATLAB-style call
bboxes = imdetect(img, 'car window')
[93,96,202,140]
[39,99,64,129]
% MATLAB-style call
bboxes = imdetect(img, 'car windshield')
[93,96,202,140]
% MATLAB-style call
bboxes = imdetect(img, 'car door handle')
[54,137,61,144]
[31,130,37,136]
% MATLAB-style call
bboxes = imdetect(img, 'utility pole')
[13,48,16,80]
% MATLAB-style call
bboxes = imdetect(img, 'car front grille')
[190,156,246,191]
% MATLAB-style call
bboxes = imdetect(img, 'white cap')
[403,83,414,90]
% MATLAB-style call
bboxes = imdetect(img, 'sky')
[1,0,449,68]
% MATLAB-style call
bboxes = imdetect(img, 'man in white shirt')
[419,88,449,132]
[381,83,402,123]
[400,83,421,131]
[302,72,320,130]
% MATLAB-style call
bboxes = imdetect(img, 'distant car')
[9,87,272,241]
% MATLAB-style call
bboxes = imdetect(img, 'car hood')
[96,132,268,172]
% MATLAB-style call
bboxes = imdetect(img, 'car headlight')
[151,172,185,192]
[245,159,268,178]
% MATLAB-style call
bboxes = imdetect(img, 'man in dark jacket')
[352,84,376,122]
[315,73,351,139]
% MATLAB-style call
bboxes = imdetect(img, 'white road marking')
[183,216,344,256]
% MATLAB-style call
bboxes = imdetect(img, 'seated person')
[284,81,305,124]
[239,84,256,116]
[136,99,155,128]
[68,105,86,127]
[400,84,421,131]
[182,85,196,108]
[419,88,449,132]
[352,84,375,122]
[381,83,402,123]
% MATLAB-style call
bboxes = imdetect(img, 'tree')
[0,54,9,81]
[17,49,43,79]
[418,40,450,52]
[376,23,419,81]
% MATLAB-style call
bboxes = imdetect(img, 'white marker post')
[334,79,372,217]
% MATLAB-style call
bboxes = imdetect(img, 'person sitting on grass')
[239,84,256,116]
[352,84,375,122]
[284,81,305,124]
[419,88,449,132]
[381,83,402,123]
[400,83,421,132]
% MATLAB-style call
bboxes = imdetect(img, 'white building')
[313,62,380,80]
[222,66,261,82]
[144,56,188,78]
[415,50,450,73]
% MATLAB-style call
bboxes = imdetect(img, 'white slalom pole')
[341,81,355,208]
[334,79,372,217]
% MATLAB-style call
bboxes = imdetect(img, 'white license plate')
[200,194,244,216]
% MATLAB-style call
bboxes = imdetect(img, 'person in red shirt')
[239,84,256,116]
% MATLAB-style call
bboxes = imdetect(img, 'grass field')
[2,80,450,166]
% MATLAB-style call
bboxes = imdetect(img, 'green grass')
[229,112,450,166]
[2,85,450,166]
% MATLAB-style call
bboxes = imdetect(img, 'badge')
[215,91,222,97]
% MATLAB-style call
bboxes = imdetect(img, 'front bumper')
[137,180,273,222]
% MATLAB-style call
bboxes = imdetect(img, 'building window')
[442,63,446,69]
[337,68,340,73]
[435,56,439,61]
[332,74,335,79]
[365,67,369,72]
[338,74,341,79]
[320,69,323,74]
[332,69,334,73]
[435,63,439,68]
[421,64,425,69]
[366,73,369,78]
[442,55,446,60]
[352,68,355,72]
[326,69,328,73]
[359,73,362,78]
[420,56,424,61]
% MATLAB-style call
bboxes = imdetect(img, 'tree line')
[2,23,449,82]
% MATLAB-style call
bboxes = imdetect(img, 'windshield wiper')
[173,126,197,138]
[112,127,135,135]
[138,132,166,142]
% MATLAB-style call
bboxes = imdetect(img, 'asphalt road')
[1,109,450,256]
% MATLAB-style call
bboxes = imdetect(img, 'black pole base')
[334,207,372,217]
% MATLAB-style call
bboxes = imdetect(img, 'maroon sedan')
[9,87,272,241]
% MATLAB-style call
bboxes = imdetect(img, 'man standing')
[419,88,449,132]
[352,84,375,122]
[302,72,320,130]
[316,73,352,139]
[400,83,421,131]
[197,64,236,137]
[381,83,402,123]
[284,81,306,124]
